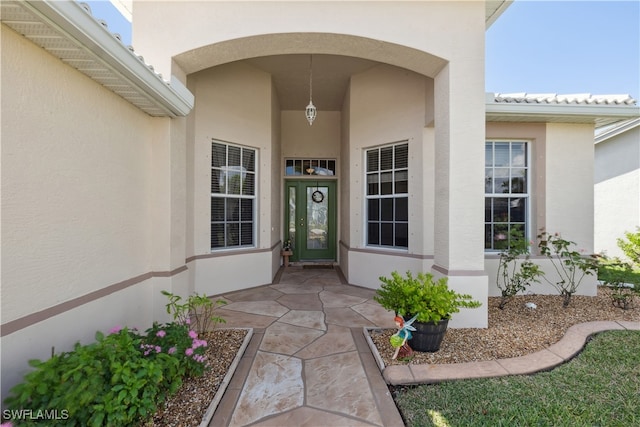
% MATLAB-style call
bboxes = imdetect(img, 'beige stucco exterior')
[4,0,634,399]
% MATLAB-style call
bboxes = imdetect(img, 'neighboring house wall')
[594,124,640,259]
[0,25,177,398]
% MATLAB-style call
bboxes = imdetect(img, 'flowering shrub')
[3,328,181,426]
[142,322,208,377]
[538,230,598,307]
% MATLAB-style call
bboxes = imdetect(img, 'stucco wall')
[594,126,640,259]
[1,25,167,399]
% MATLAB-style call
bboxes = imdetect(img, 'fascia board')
[486,0,514,29]
[22,0,193,117]
[486,102,640,122]
[595,118,640,144]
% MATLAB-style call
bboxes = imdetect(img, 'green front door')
[285,180,336,261]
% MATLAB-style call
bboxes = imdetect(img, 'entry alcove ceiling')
[245,54,381,112]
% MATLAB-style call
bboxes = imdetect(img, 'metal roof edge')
[486,0,513,29]
[19,0,193,117]
[486,101,640,121]
[594,118,640,144]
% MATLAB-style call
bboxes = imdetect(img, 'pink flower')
[156,330,166,338]
[168,347,177,354]
[185,348,194,356]
[108,325,123,335]
[192,339,207,349]
[155,346,162,353]
[188,330,198,339]
[1,422,14,427]
[185,318,191,325]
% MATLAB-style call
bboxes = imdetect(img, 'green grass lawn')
[393,330,640,427]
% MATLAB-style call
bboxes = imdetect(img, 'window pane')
[328,160,336,175]
[243,149,255,172]
[226,223,239,246]
[380,172,393,195]
[227,169,242,195]
[395,223,408,248]
[485,198,492,222]
[511,143,525,167]
[485,143,493,167]
[368,199,379,221]
[367,173,379,195]
[511,169,526,193]
[211,223,225,248]
[395,170,408,194]
[492,198,508,222]
[493,224,508,250]
[368,222,379,245]
[510,198,525,222]
[394,144,408,169]
[211,198,224,221]
[226,198,239,221]
[367,150,379,172]
[494,143,510,166]
[380,147,393,170]
[485,224,493,249]
[485,168,493,193]
[212,170,222,194]
[396,197,408,222]
[494,168,509,194]
[381,198,393,221]
[244,173,255,196]
[240,223,253,246]
[212,143,226,168]
[228,146,241,167]
[241,199,253,221]
[380,223,394,246]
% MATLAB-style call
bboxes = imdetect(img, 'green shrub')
[496,228,544,309]
[142,322,208,378]
[537,230,598,307]
[161,290,226,335]
[3,328,181,426]
[374,271,481,323]
[617,227,640,267]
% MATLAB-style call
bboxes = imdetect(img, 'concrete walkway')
[208,266,640,426]
[208,265,403,427]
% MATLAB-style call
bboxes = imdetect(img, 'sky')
[85,0,640,99]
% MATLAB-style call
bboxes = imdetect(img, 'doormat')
[303,265,334,269]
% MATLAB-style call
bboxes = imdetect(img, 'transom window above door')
[285,159,336,176]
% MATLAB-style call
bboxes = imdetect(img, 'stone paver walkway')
[208,266,640,426]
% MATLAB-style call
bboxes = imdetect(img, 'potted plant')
[374,271,481,352]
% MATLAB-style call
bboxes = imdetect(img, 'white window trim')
[484,139,532,253]
[363,141,410,251]
[210,139,258,252]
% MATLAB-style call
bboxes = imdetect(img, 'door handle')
[299,218,305,227]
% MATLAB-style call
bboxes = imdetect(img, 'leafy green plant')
[374,271,481,323]
[3,327,180,426]
[161,290,226,335]
[617,227,640,267]
[597,256,639,310]
[496,229,544,309]
[537,230,598,307]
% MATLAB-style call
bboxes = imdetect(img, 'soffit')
[0,0,193,117]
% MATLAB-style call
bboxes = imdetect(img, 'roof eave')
[486,102,640,127]
[10,0,193,117]
[486,0,513,29]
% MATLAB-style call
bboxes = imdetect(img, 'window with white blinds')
[485,141,529,251]
[365,142,409,249]
[211,140,256,250]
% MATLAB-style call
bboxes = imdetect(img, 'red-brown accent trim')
[1,266,188,337]
[186,243,280,263]
[431,264,487,276]
[339,240,434,259]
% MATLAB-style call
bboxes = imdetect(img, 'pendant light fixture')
[305,54,317,125]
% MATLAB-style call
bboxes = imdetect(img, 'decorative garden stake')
[390,314,418,360]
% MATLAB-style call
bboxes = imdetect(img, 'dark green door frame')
[285,180,337,261]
